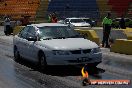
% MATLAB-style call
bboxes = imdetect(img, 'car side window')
[26,26,36,38]
[18,26,30,39]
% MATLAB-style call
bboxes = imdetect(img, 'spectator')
[102,13,112,48]
[4,16,11,35]
[119,16,126,29]
[51,13,58,23]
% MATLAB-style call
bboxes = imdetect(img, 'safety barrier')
[123,28,132,40]
[13,26,25,36]
[110,39,132,55]
[75,29,100,45]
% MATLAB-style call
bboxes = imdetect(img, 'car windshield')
[38,26,82,40]
[115,19,121,21]
[125,18,130,22]
[83,19,92,23]
[70,19,84,23]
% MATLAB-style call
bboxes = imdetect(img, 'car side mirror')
[27,36,37,41]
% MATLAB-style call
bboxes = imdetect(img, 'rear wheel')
[38,52,47,70]
[14,48,20,61]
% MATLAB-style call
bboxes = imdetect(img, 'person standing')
[102,13,112,48]
[119,16,126,29]
[52,16,57,23]
[4,16,11,35]
[51,13,58,23]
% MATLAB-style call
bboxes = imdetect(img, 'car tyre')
[38,52,47,71]
[87,62,101,67]
[14,48,20,61]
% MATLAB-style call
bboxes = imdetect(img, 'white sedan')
[13,23,102,69]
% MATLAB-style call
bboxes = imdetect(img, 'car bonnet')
[37,38,98,50]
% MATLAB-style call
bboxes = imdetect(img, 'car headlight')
[91,47,101,53]
[52,50,70,55]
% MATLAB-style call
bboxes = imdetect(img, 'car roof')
[115,18,130,19]
[66,18,82,19]
[80,18,90,19]
[29,23,68,27]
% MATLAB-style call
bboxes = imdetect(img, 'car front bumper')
[45,52,102,65]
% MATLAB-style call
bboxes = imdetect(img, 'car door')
[17,26,30,58]
[25,26,38,61]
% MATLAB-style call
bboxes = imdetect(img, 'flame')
[81,67,89,78]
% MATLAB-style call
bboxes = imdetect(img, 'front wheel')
[38,53,47,70]
[14,48,20,61]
